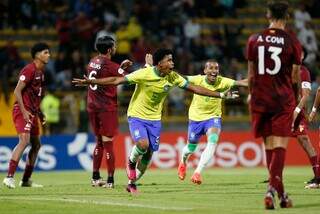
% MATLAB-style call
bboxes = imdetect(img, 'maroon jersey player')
[3,43,50,189]
[261,47,320,188]
[247,1,301,209]
[294,49,320,188]
[88,36,132,188]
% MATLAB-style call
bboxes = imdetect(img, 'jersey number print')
[258,46,282,75]
[89,70,98,90]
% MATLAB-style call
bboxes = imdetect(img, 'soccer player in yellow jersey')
[73,49,238,194]
[178,60,247,185]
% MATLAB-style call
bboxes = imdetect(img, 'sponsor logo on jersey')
[118,68,124,75]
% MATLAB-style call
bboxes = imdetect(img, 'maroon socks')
[7,159,18,177]
[103,141,115,177]
[269,148,286,198]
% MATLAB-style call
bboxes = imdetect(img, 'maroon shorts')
[12,107,39,136]
[292,113,308,136]
[251,110,294,138]
[88,111,118,137]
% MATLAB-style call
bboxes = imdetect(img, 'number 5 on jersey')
[258,46,282,75]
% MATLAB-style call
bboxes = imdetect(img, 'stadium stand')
[0,0,319,134]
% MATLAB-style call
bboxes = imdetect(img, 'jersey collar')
[205,76,217,85]
[153,67,162,77]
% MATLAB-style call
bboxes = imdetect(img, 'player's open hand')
[72,75,90,86]
[224,91,239,99]
[22,109,34,123]
[145,53,153,66]
[120,59,133,70]
[309,111,316,123]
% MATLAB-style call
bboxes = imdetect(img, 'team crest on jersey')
[134,130,140,138]
[118,68,125,74]
[19,75,26,81]
[205,97,212,102]
[163,85,170,92]
[89,62,101,69]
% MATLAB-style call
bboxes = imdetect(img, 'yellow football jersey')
[125,67,188,120]
[187,75,235,121]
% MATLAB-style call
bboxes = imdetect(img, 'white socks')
[194,143,217,174]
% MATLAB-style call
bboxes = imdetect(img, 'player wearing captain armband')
[177,60,247,185]
[72,48,239,194]
[310,85,320,123]
[288,48,320,189]
[262,47,320,189]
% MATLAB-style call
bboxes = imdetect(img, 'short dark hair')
[95,36,115,54]
[31,42,50,59]
[267,1,289,20]
[153,49,173,65]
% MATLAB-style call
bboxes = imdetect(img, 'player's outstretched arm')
[185,83,238,99]
[247,61,254,91]
[72,75,126,86]
[185,83,221,98]
[309,87,320,122]
[235,78,248,87]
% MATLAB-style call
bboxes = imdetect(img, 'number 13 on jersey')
[258,46,282,75]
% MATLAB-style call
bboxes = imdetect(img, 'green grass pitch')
[0,167,319,214]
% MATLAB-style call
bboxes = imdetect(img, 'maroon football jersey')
[246,28,302,113]
[14,62,44,114]
[86,55,125,112]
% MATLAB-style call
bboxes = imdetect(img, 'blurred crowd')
[0,0,320,134]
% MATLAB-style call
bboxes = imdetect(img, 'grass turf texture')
[0,167,319,214]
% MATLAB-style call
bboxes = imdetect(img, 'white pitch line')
[0,197,193,211]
